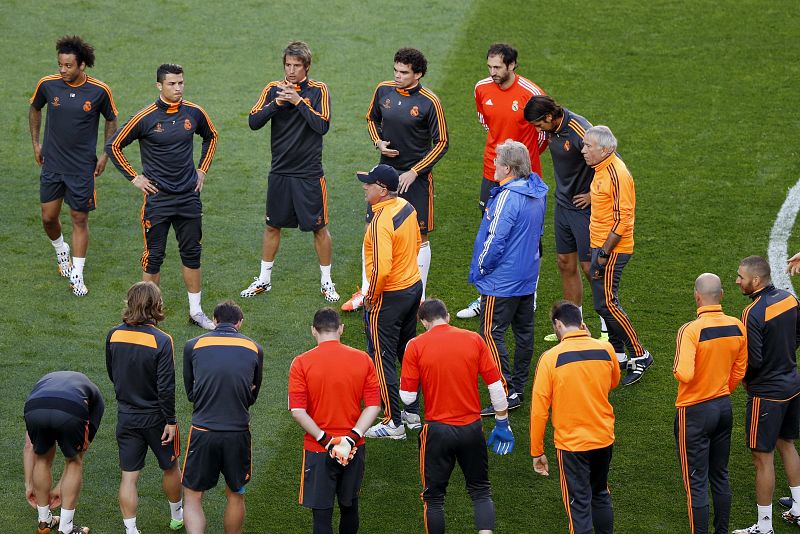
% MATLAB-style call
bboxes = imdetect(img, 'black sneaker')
[480,403,495,417]
[780,496,794,509]
[621,351,653,386]
[507,395,522,410]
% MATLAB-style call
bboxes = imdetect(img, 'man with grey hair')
[469,139,548,414]
[241,41,339,303]
[673,273,747,534]
[582,125,652,386]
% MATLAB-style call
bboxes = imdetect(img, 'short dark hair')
[549,300,583,328]
[394,47,427,77]
[56,35,95,68]
[487,43,517,68]
[122,281,164,325]
[418,299,448,322]
[213,300,243,324]
[524,95,563,122]
[157,63,183,83]
[740,255,771,281]
[312,307,341,333]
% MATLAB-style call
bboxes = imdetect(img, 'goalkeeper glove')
[487,416,514,455]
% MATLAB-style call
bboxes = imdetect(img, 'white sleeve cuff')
[400,390,418,405]
[487,380,508,412]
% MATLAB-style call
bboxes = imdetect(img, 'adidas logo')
[486,99,494,106]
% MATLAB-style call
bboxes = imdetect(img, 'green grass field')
[2,0,800,531]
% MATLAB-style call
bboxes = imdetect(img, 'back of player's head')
[394,47,427,77]
[312,307,341,334]
[495,139,531,177]
[486,43,517,67]
[550,300,583,328]
[157,63,183,83]
[123,281,165,325]
[740,255,771,281]
[524,95,563,122]
[695,273,723,303]
[56,35,95,68]
[418,299,449,322]
[213,300,244,324]
[284,41,312,69]
[585,125,618,152]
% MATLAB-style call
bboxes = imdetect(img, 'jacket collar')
[156,97,182,114]
[697,304,723,316]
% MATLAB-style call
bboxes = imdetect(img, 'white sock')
[320,264,332,285]
[59,508,75,533]
[123,516,138,533]
[600,316,608,332]
[259,260,273,284]
[188,292,202,316]
[757,504,772,531]
[72,257,86,277]
[51,234,67,251]
[37,505,52,523]
[418,241,431,300]
[169,499,184,521]
[616,352,628,364]
[791,485,800,514]
[360,246,368,291]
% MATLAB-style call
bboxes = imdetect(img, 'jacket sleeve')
[157,335,177,424]
[529,355,553,458]
[194,106,218,173]
[399,340,420,394]
[295,83,330,135]
[366,85,383,144]
[250,344,264,405]
[743,309,764,370]
[249,84,281,130]
[475,190,516,276]
[729,322,749,392]
[410,95,449,175]
[609,172,635,237]
[183,340,196,402]
[105,113,146,180]
[88,384,105,442]
[364,214,393,300]
[672,323,697,383]
[105,330,114,383]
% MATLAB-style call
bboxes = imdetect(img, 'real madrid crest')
[184,119,192,130]
[382,98,392,109]
[410,105,420,117]
[83,100,92,112]
[511,100,519,112]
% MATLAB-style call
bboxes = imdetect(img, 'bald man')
[734,257,800,534]
[673,273,747,534]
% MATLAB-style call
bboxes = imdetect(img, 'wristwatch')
[598,249,610,259]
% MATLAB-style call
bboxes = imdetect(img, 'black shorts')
[40,170,96,212]
[400,171,433,234]
[478,177,497,214]
[266,174,328,231]
[746,393,800,452]
[181,426,251,492]
[25,408,89,458]
[299,448,365,509]
[554,204,591,261]
[141,191,203,273]
[117,420,180,472]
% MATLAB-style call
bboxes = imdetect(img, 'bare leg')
[557,252,583,305]
[223,485,245,534]
[32,446,56,507]
[163,463,182,502]
[752,450,776,505]
[313,226,332,266]
[261,226,281,262]
[777,438,800,486]
[58,453,85,510]
[69,210,89,258]
[183,488,205,534]
[41,200,63,241]
[119,470,140,519]
[182,267,201,294]
[143,272,161,285]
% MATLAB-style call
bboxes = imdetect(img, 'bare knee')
[70,210,88,228]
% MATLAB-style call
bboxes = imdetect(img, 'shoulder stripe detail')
[183,100,218,172]
[568,119,586,139]
[765,295,798,322]
[194,336,259,353]
[366,82,396,143]
[741,296,761,325]
[110,330,157,348]
[477,189,511,269]
[110,104,159,177]
[413,87,448,171]
[86,76,119,116]
[29,74,62,104]
[250,81,282,114]
[607,164,621,235]
[305,80,331,121]
[517,76,545,96]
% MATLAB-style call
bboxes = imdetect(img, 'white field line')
[768,180,800,295]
